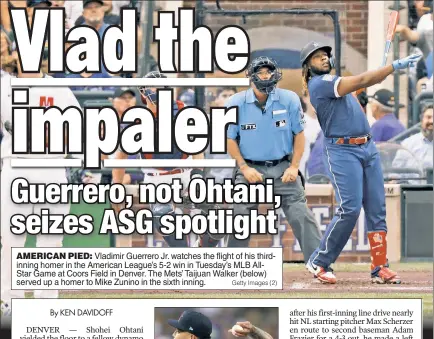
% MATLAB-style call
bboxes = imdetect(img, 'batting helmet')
[300,41,333,67]
[246,56,282,94]
[138,70,168,105]
[26,0,52,7]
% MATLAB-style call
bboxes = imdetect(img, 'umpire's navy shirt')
[227,88,304,161]
[308,74,371,138]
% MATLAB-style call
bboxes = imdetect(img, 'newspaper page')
[1,1,432,339]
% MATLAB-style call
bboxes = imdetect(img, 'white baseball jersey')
[1,74,81,159]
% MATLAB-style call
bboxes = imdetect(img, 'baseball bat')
[382,10,399,67]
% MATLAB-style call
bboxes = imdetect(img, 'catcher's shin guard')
[151,203,187,247]
[368,231,401,284]
[195,233,223,247]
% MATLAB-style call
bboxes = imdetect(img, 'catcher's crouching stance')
[112,71,220,248]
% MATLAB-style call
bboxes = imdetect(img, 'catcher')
[112,71,219,248]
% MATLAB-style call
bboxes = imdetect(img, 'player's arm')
[225,96,246,169]
[395,24,419,43]
[335,65,394,97]
[192,152,204,160]
[229,322,273,339]
[227,139,245,168]
[336,53,421,97]
[248,325,273,339]
[291,131,305,169]
[289,99,305,170]
[1,1,11,32]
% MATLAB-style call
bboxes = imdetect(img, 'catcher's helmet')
[246,56,282,94]
[300,41,333,67]
[138,70,167,105]
[26,0,52,7]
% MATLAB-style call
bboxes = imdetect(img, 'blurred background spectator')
[66,69,115,91]
[1,0,432,187]
[0,29,16,74]
[177,88,195,107]
[398,1,433,99]
[1,1,27,34]
[75,0,119,26]
[306,131,326,180]
[77,0,112,75]
[369,89,406,142]
[214,86,237,106]
[112,87,143,185]
[63,0,83,32]
[394,103,433,169]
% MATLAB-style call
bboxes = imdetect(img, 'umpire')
[226,56,321,262]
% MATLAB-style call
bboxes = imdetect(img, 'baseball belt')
[244,155,290,167]
[332,134,372,145]
[146,168,187,176]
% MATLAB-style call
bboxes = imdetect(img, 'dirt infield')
[60,263,433,320]
[282,264,433,293]
[63,262,433,297]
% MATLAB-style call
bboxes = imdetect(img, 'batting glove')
[392,54,422,70]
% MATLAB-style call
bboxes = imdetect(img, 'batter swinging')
[300,41,420,284]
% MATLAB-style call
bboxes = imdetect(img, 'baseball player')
[167,310,212,339]
[192,86,238,248]
[1,64,81,315]
[112,71,210,248]
[300,41,421,284]
[229,321,273,339]
[225,56,322,262]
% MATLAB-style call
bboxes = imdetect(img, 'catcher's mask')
[138,71,168,105]
[246,56,282,94]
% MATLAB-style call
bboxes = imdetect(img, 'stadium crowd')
[0,0,432,185]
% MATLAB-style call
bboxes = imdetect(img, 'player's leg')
[273,161,321,262]
[32,168,68,299]
[192,203,229,247]
[226,168,259,247]
[307,144,364,283]
[0,160,31,310]
[362,141,400,284]
[150,202,188,247]
[143,173,188,247]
